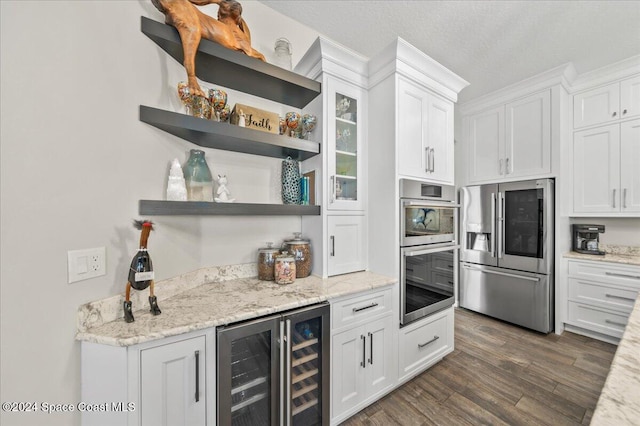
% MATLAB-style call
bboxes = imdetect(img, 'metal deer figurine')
[124,220,162,323]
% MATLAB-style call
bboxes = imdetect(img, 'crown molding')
[570,55,640,93]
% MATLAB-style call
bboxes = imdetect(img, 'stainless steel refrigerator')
[459,178,554,333]
[217,303,330,426]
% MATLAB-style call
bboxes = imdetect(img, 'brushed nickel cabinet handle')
[623,188,627,209]
[330,236,335,257]
[605,271,640,280]
[605,319,626,327]
[506,158,510,174]
[418,335,439,348]
[353,302,378,313]
[613,189,616,208]
[430,148,435,173]
[605,293,636,302]
[425,146,430,173]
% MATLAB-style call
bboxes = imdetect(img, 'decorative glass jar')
[274,252,296,285]
[183,149,213,202]
[283,232,312,278]
[258,242,279,281]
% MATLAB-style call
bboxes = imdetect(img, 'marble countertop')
[76,270,396,347]
[591,294,640,424]
[563,251,640,266]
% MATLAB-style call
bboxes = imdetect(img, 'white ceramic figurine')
[214,174,235,202]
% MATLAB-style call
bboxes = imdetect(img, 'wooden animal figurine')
[124,220,162,323]
[151,0,266,97]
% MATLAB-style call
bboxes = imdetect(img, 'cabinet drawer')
[331,288,393,331]
[399,308,453,381]
[567,302,630,338]
[568,260,640,289]
[568,278,638,313]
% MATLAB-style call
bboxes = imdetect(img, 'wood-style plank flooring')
[342,308,617,426]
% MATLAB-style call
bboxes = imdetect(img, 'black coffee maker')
[572,224,605,255]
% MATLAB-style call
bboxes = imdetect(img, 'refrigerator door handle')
[279,320,285,425]
[491,192,496,258]
[285,319,292,426]
[462,264,541,282]
[497,192,504,259]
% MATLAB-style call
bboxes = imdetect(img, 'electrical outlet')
[68,247,106,283]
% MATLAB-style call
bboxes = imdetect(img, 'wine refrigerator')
[217,302,330,425]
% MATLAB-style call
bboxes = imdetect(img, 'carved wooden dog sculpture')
[151,0,266,97]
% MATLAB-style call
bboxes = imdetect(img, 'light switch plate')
[68,247,106,283]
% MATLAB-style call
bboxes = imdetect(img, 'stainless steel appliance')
[400,181,457,247]
[400,180,459,326]
[401,243,456,326]
[217,303,329,425]
[572,224,605,255]
[459,178,554,333]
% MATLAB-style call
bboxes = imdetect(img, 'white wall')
[0,1,321,425]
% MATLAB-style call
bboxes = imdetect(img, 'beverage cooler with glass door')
[217,303,330,425]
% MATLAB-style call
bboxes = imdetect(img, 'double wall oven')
[400,180,459,326]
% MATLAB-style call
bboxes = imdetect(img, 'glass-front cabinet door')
[328,77,364,211]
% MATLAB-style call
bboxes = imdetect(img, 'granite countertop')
[563,245,640,266]
[591,294,640,424]
[76,269,396,347]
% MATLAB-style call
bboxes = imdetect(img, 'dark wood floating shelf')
[140,105,320,161]
[140,200,321,216]
[141,16,321,108]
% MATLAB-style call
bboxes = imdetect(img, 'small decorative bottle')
[182,149,214,202]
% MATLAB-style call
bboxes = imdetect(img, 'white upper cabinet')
[397,78,455,184]
[466,90,551,184]
[574,75,640,129]
[621,75,640,119]
[467,105,505,182]
[505,90,551,179]
[573,118,640,214]
[620,119,640,213]
[573,124,621,213]
[327,77,366,211]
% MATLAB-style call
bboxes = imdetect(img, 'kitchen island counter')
[76,269,396,347]
[591,294,640,424]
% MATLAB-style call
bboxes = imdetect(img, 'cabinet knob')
[612,111,617,117]
[623,109,628,115]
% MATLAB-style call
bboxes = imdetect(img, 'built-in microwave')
[400,180,458,247]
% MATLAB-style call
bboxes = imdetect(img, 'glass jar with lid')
[283,232,312,278]
[274,252,296,285]
[257,242,279,281]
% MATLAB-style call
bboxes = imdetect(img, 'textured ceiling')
[259,0,640,104]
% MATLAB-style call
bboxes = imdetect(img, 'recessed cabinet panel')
[398,80,428,179]
[140,336,206,426]
[574,83,620,129]
[331,327,365,417]
[573,124,620,213]
[620,75,640,119]
[468,106,504,182]
[620,119,640,212]
[428,95,455,182]
[327,216,366,276]
[505,90,551,178]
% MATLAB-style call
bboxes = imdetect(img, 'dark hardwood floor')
[342,308,617,426]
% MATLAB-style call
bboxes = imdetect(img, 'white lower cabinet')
[398,307,454,382]
[565,259,640,342]
[81,329,214,426]
[330,286,396,424]
[140,336,206,426]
